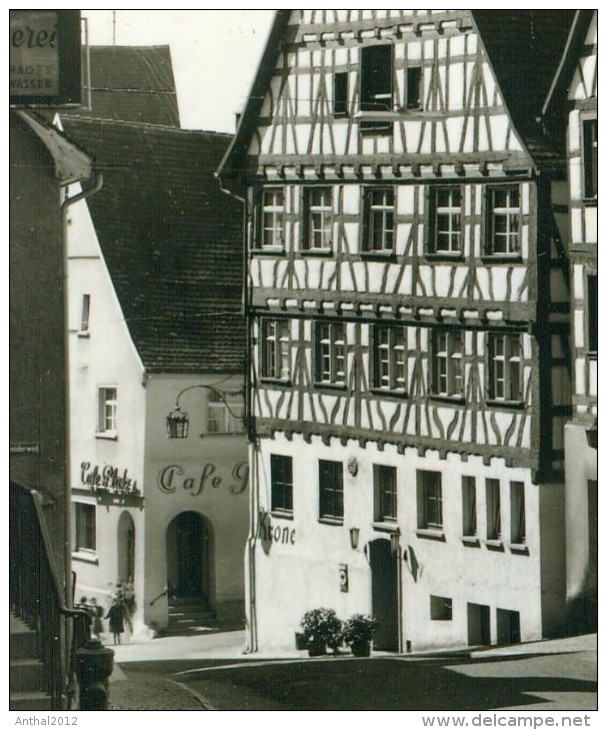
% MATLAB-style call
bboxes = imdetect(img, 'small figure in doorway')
[89,597,104,639]
[106,600,125,645]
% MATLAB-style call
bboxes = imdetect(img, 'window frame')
[74,501,96,553]
[333,71,349,117]
[373,324,407,394]
[260,318,290,382]
[271,454,293,516]
[430,595,453,621]
[359,44,394,134]
[462,476,477,539]
[207,391,244,435]
[362,186,395,254]
[79,293,91,335]
[486,185,522,257]
[258,187,286,251]
[486,478,502,542]
[406,65,422,111]
[417,470,443,531]
[588,274,598,355]
[431,330,464,399]
[509,481,526,545]
[374,464,398,522]
[319,459,344,523]
[487,333,523,404]
[582,115,598,203]
[429,186,462,255]
[303,186,334,252]
[315,321,347,387]
[96,386,117,438]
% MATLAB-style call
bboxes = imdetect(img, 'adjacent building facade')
[63,117,247,634]
[219,10,578,652]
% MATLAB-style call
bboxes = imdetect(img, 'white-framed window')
[271,454,293,515]
[510,481,526,545]
[487,185,521,255]
[73,501,96,552]
[432,330,463,398]
[374,464,397,522]
[431,187,462,254]
[315,321,346,386]
[417,470,443,530]
[261,318,290,381]
[486,479,501,541]
[97,386,117,436]
[363,187,395,252]
[207,391,244,434]
[462,476,477,538]
[374,325,406,392]
[260,187,285,249]
[488,333,522,402]
[304,187,333,251]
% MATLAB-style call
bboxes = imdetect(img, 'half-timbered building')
[545,10,598,633]
[219,10,576,652]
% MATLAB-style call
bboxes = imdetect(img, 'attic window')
[360,44,393,134]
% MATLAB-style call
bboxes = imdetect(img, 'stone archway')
[166,511,213,608]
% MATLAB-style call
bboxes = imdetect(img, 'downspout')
[60,173,103,608]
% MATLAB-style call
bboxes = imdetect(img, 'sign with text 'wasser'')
[10,10,82,107]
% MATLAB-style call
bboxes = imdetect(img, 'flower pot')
[307,639,327,657]
[350,640,371,657]
[295,632,307,650]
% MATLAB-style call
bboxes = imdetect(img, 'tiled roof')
[62,117,244,374]
[64,45,180,127]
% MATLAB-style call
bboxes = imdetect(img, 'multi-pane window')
[462,476,477,537]
[319,460,344,522]
[97,386,117,435]
[583,117,598,201]
[80,294,91,334]
[432,187,462,253]
[417,470,443,530]
[510,481,526,545]
[588,275,598,354]
[406,66,422,110]
[261,318,290,381]
[316,321,346,386]
[487,186,521,255]
[271,454,293,514]
[304,187,333,250]
[333,72,348,116]
[207,391,244,434]
[374,325,406,392]
[74,502,96,552]
[430,595,452,621]
[374,464,397,522]
[364,188,395,252]
[260,188,285,249]
[486,479,501,541]
[488,333,522,402]
[432,331,463,398]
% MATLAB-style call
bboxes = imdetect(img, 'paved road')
[107,632,596,712]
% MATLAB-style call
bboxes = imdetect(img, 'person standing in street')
[106,600,125,645]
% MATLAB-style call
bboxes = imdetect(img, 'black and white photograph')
[9,5,598,724]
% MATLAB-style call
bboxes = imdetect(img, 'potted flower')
[341,614,379,657]
[299,608,342,656]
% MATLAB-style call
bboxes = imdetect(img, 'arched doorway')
[166,511,212,608]
[117,511,135,583]
[369,538,399,651]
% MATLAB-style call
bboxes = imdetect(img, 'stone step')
[10,658,46,692]
[10,629,40,659]
[9,690,53,712]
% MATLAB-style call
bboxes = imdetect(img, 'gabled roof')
[219,10,575,183]
[63,45,180,127]
[62,117,244,374]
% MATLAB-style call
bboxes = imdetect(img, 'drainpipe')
[60,173,103,674]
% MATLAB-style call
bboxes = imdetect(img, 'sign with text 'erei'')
[10,9,82,107]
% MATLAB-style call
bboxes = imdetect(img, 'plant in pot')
[341,614,379,657]
[299,608,342,656]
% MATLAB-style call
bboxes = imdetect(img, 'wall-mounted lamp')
[165,384,244,439]
[349,527,360,551]
[390,528,401,556]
